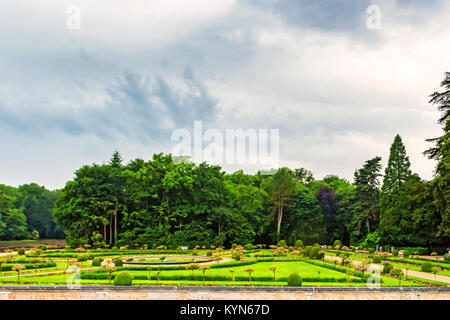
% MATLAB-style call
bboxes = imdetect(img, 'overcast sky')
[1,0,449,189]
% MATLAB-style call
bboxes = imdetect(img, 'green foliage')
[92,258,102,267]
[287,272,302,286]
[77,254,88,262]
[17,248,25,255]
[372,255,382,264]
[421,262,433,273]
[206,251,213,257]
[302,246,313,257]
[113,271,133,286]
[244,243,253,250]
[333,240,341,248]
[294,240,304,249]
[393,249,399,257]
[277,240,287,248]
[382,262,393,274]
[114,258,123,267]
[232,253,241,261]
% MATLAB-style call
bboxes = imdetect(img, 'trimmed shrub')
[114,258,123,267]
[310,246,322,259]
[444,254,450,262]
[382,262,393,274]
[393,249,399,257]
[277,240,287,248]
[17,248,25,255]
[287,272,302,286]
[294,240,304,249]
[92,258,102,267]
[303,246,313,257]
[372,255,382,264]
[77,254,88,262]
[206,251,213,257]
[232,253,241,261]
[368,248,375,254]
[244,243,253,250]
[114,271,133,286]
[333,240,341,248]
[421,262,433,273]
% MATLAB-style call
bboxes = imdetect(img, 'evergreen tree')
[349,157,382,243]
[379,135,412,243]
[424,72,450,238]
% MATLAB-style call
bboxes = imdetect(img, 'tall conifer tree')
[379,135,412,244]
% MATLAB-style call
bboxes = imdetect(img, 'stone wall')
[0,286,449,300]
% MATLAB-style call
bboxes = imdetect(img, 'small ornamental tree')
[333,240,341,249]
[229,269,235,281]
[199,265,210,286]
[355,261,370,280]
[431,266,440,282]
[390,268,404,286]
[269,265,278,281]
[12,265,26,284]
[243,267,255,284]
[103,263,116,285]
[188,263,200,279]
[160,256,166,263]
[214,255,222,264]
[0,259,4,276]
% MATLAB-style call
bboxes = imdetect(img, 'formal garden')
[1,241,449,288]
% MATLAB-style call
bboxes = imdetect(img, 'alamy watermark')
[171,121,279,169]
[366,4,382,30]
[66,5,81,30]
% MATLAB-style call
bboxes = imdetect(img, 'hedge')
[1,262,57,271]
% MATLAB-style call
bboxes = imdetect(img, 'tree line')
[52,72,450,249]
[0,183,64,240]
[1,72,448,249]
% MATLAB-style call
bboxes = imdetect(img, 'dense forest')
[1,72,449,249]
[0,183,64,240]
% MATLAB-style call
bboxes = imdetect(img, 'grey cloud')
[0,68,219,144]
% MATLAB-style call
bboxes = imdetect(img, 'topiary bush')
[206,251,213,257]
[244,243,253,250]
[232,253,241,261]
[310,246,322,259]
[382,262,393,274]
[421,262,433,273]
[393,249,399,257]
[114,258,123,267]
[92,258,102,267]
[114,271,133,286]
[287,272,302,286]
[277,240,287,248]
[372,255,382,264]
[303,246,313,257]
[77,254,88,262]
[368,248,375,254]
[333,240,341,248]
[294,240,304,249]
[17,248,25,255]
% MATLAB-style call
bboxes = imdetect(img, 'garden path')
[325,254,450,284]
